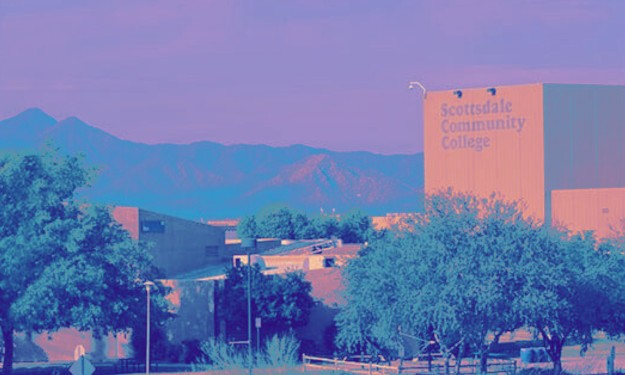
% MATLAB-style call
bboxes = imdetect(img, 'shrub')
[260,334,300,368]
[194,333,301,374]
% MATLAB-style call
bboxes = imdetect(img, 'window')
[141,220,165,233]
[324,257,336,268]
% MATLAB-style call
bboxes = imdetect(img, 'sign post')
[69,355,95,375]
[255,317,262,353]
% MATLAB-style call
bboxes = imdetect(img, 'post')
[144,281,155,375]
[240,239,257,375]
[608,346,615,375]
[248,248,252,375]
[240,238,258,375]
[146,284,150,375]
[256,318,261,353]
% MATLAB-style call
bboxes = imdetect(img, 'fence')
[302,354,517,375]
[303,355,398,374]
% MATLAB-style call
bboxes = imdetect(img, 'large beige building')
[424,83,625,237]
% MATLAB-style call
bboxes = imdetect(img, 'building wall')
[112,206,140,240]
[424,84,546,220]
[551,188,625,238]
[543,84,625,191]
[21,329,131,362]
[162,279,221,344]
[137,209,226,277]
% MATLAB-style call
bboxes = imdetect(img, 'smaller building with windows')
[112,206,227,277]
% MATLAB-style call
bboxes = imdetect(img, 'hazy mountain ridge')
[0,108,424,219]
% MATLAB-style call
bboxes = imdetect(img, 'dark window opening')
[141,220,165,233]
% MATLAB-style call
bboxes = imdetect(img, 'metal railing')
[303,355,398,374]
[302,354,517,375]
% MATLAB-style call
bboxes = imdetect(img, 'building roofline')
[427,82,625,94]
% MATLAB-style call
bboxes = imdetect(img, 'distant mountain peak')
[48,116,123,145]
[5,108,57,127]
[57,116,88,127]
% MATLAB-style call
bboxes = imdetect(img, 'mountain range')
[0,108,424,219]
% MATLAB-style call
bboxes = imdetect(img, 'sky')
[0,1,623,155]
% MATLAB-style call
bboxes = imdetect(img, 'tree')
[236,206,373,242]
[292,213,317,239]
[257,205,295,239]
[338,209,371,243]
[311,215,340,239]
[517,230,625,374]
[0,150,166,374]
[336,190,535,373]
[221,265,314,342]
[237,215,259,239]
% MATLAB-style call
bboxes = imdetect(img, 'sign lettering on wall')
[439,98,527,152]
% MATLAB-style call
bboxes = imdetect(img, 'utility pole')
[248,247,252,375]
[144,281,155,375]
[242,238,256,375]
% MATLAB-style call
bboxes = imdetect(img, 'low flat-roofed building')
[112,206,226,277]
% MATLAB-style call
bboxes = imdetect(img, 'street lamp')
[241,238,257,375]
[408,80,427,98]
[144,281,155,375]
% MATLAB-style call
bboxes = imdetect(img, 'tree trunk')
[545,339,564,375]
[553,356,563,375]
[480,333,501,374]
[479,351,488,374]
[538,328,566,375]
[455,344,465,374]
[444,354,450,375]
[2,324,14,375]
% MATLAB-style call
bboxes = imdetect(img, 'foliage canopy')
[0,150,167,374]
[221,264,314,343]
[336,189,625,374]
[237,205,371,243]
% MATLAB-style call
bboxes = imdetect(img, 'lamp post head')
[144,281,155,291]
[408,81,427,98]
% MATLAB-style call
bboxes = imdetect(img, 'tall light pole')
[144,281,155,375]
[241,238,256,375]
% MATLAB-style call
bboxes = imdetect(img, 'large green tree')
[517,230,625,374]
[337,190,625,374]
[221,265,314,343]
[0,150,165,374]
[336,190,536,373]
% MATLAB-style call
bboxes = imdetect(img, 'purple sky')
[1,1,623,154]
